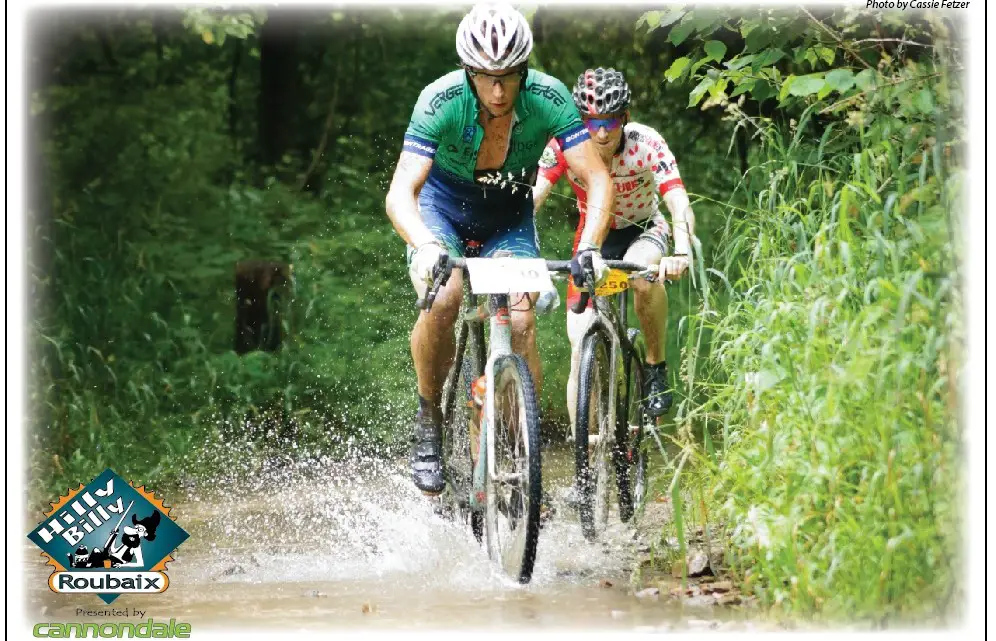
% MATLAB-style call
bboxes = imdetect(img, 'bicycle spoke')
[486,355,540,582]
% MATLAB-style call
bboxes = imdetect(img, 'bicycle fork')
[576,323,623,449]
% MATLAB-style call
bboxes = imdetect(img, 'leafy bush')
[640,7,964,623]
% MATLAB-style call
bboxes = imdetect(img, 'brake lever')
[569,268,597,315]
[417,254,454,311]
[628,266,659,283]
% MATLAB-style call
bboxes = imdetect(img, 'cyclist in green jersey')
[385,3,615,495]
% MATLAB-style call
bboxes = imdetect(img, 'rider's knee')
[417,275,463,327]
[624,240,666,300]
[629,274,663,298]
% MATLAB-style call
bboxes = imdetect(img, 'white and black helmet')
[456,3,534,71]
[572,68,632,115]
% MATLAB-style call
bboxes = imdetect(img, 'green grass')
[640,106,964,624]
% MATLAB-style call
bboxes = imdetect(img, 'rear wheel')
[616,328,649,522]
[484,354,542,584]
[442,358,474,501]
[574,330,614,542]
[441,321,484,540]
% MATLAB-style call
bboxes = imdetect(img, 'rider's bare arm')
[532,175,557,214]
[562,140,614,248]
[533,140,565,214]
[662,188,696,256]
[644,128,696,257]
[385,151,437,248]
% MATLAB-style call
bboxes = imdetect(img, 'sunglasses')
[583,116,624,133]
[463,65,526,86]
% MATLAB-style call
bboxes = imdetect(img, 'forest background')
[23,3,972,625]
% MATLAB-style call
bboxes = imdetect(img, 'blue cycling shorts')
[406,166,541,262]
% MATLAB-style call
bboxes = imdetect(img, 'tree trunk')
[257,12,301,166]
[228,38,242,144]
[235,260,292,354]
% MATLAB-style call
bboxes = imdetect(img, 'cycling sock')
[417,395,443,425]
[646,361,667,377]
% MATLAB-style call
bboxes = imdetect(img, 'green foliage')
[696,127,961,621]
[639,6,964,624]
[183,8,263,45]
[643,5,963,134]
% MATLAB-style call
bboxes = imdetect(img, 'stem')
[852,38,938,49]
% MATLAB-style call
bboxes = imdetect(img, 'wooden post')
[235,260,291,354]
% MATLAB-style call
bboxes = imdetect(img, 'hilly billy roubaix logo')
[27,469,190,604]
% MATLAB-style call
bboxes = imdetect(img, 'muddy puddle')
[25,445,760,632]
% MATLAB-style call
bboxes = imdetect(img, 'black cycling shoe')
[643,361,673,417]
[410,415,445,496]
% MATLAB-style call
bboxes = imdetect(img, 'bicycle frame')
[437,274,519,513]
[435,258,652,517]
[579,270,674,487]
[572,283,645,444]
[474,292,518,512]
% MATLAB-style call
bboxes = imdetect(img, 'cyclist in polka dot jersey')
[538,122,683,254]
[533,68,698,425]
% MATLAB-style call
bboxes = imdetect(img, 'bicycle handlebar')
[418,257,658,312]
[443,258,650,273]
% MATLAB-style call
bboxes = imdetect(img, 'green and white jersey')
[402,69,589,185]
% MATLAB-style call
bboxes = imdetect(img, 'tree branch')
[852,38,939,49]
[298,58,343,192]
[801,8,873,70]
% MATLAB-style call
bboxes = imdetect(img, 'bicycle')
[420,250,572,584]
[568,262,664,542]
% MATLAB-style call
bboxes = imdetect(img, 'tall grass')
[649,94,964,623]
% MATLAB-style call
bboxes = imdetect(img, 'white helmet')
[456,3,533,71]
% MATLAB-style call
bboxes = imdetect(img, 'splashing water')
[26,444,747,631]
[182,448,638,590]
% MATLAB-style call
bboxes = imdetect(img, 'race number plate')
[465,257,556,294]
[594,269,630,296]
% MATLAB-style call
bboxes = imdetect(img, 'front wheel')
[575,330,615,542]
[484,354,542,584]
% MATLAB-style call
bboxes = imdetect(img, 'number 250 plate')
[465,258,556,294]
[594,269,630,296]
